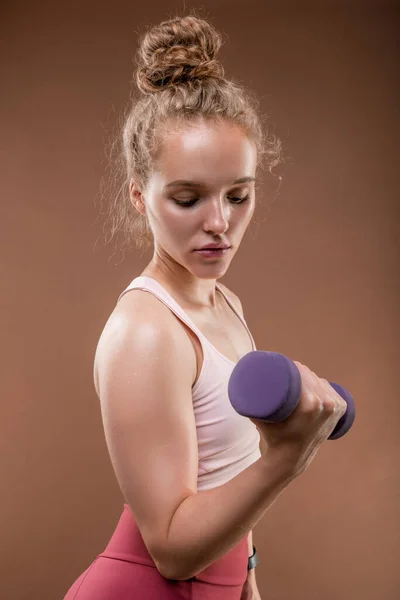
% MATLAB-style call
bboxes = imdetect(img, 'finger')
[319,378,346,416]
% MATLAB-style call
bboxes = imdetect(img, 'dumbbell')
[228,351,355,440]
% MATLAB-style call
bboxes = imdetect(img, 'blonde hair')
[97,12,284,260]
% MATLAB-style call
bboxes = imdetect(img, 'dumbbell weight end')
[228,351,355,440]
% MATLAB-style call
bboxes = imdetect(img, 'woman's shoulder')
[93,287,196,397]
[104,287,187,349]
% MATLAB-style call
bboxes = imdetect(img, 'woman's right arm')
[94,298,342,581]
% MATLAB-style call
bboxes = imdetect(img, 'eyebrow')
[165,176,256,189]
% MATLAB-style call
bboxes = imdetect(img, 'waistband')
[98,503,248,586]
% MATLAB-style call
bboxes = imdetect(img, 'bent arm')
[160,454,293,580]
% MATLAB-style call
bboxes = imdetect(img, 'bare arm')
[96,293,293,583]
[247,530,253,559]
[246,530,259,591]
[162,453,291,580]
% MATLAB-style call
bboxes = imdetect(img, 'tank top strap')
[117,276,211,346]
[118,276,256,356]
[215,284,256,352]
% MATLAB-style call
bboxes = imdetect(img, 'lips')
[196,244,230,250]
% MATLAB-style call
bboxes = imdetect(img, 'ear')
[129,179,146,216]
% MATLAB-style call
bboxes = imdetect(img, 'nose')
[202,197,231,235]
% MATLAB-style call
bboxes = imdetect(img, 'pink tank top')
[117,276,261,492]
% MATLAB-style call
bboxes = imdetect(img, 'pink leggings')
[63,503,249,599]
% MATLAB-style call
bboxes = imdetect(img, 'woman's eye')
[174,198,198,207]
[174,195,249,207]
[230,195,249,204]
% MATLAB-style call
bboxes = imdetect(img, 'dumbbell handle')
[228,351,355,440]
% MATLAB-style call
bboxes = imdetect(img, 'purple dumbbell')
[228,351,355,440]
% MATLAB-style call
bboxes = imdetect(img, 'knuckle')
[304,392,322,412]
[323,395,336,414]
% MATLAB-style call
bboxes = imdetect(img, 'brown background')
[1,1,399,599]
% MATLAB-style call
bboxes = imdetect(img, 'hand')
[250,361,347,477]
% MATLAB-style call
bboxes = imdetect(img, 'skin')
[129,117,261,595]
[129,118,258,311]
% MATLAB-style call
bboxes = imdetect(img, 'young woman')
[63,13,346,600]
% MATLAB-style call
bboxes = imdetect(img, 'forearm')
[159,452,294,580]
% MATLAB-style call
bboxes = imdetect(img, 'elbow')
[155,552,195,581]
[157,560,193,582]
[155,560,177,581]
[160,570,188,582]
[148,551,177,580]
[150,546,192,582]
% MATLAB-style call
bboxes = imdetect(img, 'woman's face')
[131,118,257,281]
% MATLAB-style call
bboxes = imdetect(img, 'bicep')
[96,312,198,572]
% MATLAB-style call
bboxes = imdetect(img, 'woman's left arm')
[241,531,262,600]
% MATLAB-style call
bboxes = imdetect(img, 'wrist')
[247,545,259,570]
[259,447,300,485]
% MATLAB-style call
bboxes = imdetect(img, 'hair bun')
[135,15,225,93]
